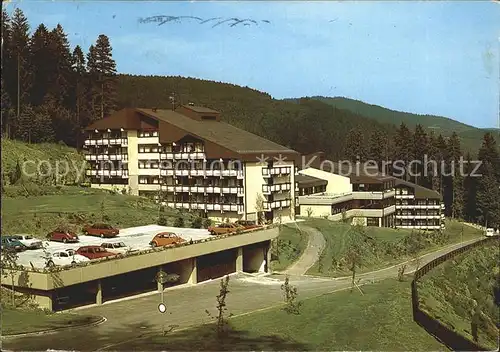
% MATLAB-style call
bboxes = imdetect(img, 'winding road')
[283,225,326,276]
[2,228,484,351]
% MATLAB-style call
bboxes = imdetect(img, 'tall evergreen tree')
[463,152,478,222]
[7,8,32,138]
[433,134,448,196]
[393,123,413,180]
[368,129,389,171]
[47,24,72,107]
[478,132,500,183]
[1,9,13,137]
[71,45,88,148]
[87,34,117,120]
[446,132,464,218]
[476,162,500,228]
[29,23,51,106]
[412,124,428,185]
[344,128,367,163]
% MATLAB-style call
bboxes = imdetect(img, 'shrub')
[203,218,212,229]
[174,217,185,228]
[158,213,168,226]
[191,217,203,229]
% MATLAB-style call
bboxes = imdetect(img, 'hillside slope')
[311,96,498,154]
[116,75,394,159]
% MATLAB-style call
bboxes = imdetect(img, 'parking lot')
[15,225,212,269]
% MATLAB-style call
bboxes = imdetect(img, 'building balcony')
[84,138,128,146]
[159,169,242,178]
[263,199,291,210]
[160,152,206,160]
[138,183,160,191]
[138,136,159,144]
[395,204,441,209]
[395,215,441,219]
[262,183,291,194]
[138,153,160,160]
[161,185,243,195]
[138,168,161,176]
[395,194,415,199]
[85,154,128,162]
[353,189,395,200]
[165,203,243,213]
[396,225,442,230]
[86,169,129,178]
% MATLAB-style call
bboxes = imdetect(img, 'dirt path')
[283,225,326,276]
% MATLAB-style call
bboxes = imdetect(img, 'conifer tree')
[344,128,367,163]
[393,123,413,180]
[446,132,464,218]
[71,45,88,148]
[463,152,478,222]
[476,162,500,228]
[368,129,388,171]
[412,124,428,185]
[47,24,72,107]
[1,10,13,137]
[29,23,51,106]
[87,34,117,120]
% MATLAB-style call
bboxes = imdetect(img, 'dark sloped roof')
[394,178,442,200]
[137,108,298,155]
[295,174,328,187]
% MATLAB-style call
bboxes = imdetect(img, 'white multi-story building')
[83,104,299,223]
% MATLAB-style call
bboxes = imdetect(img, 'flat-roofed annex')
[85,106,301,162]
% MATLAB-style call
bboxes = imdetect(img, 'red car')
[76,246,116,260]
[47,229,79,243]
[82,223,119,238]
[235,220,261,230]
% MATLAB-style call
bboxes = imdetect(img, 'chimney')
[152,107,157,112]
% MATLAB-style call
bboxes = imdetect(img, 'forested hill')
[308,96,498,153]
[116,75,395,159]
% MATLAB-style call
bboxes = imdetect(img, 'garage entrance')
[101,266,157,302]
[243,242,268,273]
[197,249,237,282]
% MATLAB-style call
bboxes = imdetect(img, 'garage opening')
[197,249,237,283]
[243,242,268,273]
[53,281,96,311]
[102,266,157,303]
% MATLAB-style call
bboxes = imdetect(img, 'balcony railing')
[160,152,206,160]
[160,185,243,195]
[166,202,243,213]
[263,199,291,210]
[262,183,292,194]
[85,154,128,162]
[84,138,127,146]
[86,169,129,177]
[159,169,243,178]
[396,204,441,209]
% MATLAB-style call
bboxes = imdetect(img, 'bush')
[158,213,168,226]
[191,217,203,229]
[203,218,212,229]
[174,217,185,228]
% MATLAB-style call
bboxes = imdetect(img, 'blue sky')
[5,1,500,128]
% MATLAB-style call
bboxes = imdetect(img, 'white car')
[101,242,136,255]
[44,249,90,267]
[12,234,43,249]
[485,228,497,237]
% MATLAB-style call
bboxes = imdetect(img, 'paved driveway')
[2,236,483,351]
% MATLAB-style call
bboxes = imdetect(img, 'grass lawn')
[117,278,445,351]
[418,240,500,350]
[269,223,309,271]
[2,308,102,335]
[304,218,483,277]
[1,186,196,237]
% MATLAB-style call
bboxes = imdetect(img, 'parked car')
[11,234,43,249]
[101,242,136,255]
[149,232,185,247]
[485,228,497,237]
[1,236,27,252]
[82,223,119,238]
[234,220,261,230]
[47,229,79,243]
[76,246,116,260]
[44,250,90,267]
[208,223,245,236]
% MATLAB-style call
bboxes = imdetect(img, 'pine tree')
[16,104,35,143]
[1,10,13,137]
[446,132,464,218]
[412,124,428,185]
[71,45,88,148]
[434,134,448,196]
[393,123,413,180]
[476,162,500,228]
[7,8,32,138]
[463,152,478,222]
[29,23,51,106]
[1,78,13,137]
[478,132,500,183]
[87,34,117,120]
[47,24,73,108]
[344,128,366,163]
[368,129,388,171]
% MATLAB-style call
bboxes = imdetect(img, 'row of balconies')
[263,199,292,210]
[396,204,443,209]
[262,166,292,177]
[84,139,128,146]
[85,154,128,161]
[86,170,129,177]
[160,185,244,195]
[160,152,206,160]
[395,215,443,219]
[395,225,444,230]
[262,183,292,194]
[164,202,244,213]
[160,169,244,178]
